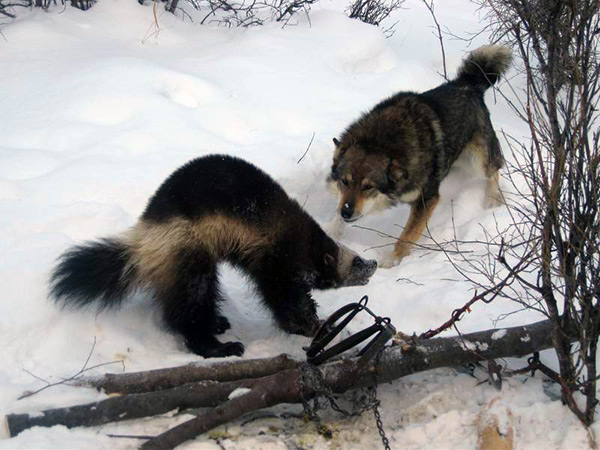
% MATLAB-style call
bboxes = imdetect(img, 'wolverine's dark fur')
[330,45,511,267]
[51,155,377,358]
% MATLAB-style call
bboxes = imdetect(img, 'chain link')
[299,351,392,449]
[367,385,391,450]
[370,349,391,450]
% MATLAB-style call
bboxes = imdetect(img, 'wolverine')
[329,45,511,267]
[50,155,377,358]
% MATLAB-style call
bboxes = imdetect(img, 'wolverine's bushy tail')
[455,45,512,91]
[50,238,137,310]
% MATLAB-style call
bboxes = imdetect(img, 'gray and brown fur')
[50,155,377,358]
[329,45,511,267]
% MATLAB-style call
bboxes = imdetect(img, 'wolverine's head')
[312,241,377,289]
[329,138,405,222]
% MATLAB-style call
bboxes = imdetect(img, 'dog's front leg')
[380,194,440,268]
[324,214,347,240]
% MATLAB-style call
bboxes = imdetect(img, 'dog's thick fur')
[50,155,377,358]
[329,45,511,267]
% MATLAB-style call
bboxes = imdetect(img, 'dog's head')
[329,138,412,222]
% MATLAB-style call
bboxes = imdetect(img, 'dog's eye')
[362,184,374,191]
[341,179,349,187]
[330,167,339,180]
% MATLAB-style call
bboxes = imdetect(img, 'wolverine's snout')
[353,256,377,274]
[344,255,377,286]
[353,256,377,281]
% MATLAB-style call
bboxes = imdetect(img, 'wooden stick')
[80,353,297,394]
[6,319,562,447]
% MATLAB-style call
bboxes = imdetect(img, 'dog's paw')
[379,252,401,268]
[483,192,505,209]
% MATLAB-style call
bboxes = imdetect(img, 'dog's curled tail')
[50,237,138,311]
[456,45,512,91]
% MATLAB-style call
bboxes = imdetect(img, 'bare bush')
[0,1,30,19]
[0,0,94,19]
[346,0,404,35]
[70,0,94,10]
[459,0,600,427]
[147,0,316,26]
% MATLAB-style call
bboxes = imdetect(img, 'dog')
[50,154,377,358]
[328,45,511,267]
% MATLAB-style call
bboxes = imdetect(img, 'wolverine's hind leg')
[158,248,243,358]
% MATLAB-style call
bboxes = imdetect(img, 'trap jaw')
[305,296,396,366]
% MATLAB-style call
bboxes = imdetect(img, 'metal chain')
[299,351,392,449]
[367,385,391,450]
[370,350,391,450]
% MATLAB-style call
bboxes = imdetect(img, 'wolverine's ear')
[333,137,341,147]
[324,253,336,267]
[388,159,407,181]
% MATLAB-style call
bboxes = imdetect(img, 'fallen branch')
[6,318,564,448]
[78,353,296,394]
[6,378,259,436]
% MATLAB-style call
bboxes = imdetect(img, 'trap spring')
[305,295,396,366]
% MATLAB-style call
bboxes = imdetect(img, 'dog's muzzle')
[341,203,358,222]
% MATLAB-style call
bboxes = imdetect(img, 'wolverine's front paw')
[216,341,245,357]
[186,337,245,358]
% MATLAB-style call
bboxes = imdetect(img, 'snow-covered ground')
[0,0,595,448]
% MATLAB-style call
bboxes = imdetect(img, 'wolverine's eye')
[341,179,349,187]
[362,184,374,192]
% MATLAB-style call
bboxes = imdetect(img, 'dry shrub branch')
[463,0,600,426]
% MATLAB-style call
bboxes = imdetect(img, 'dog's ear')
[333,138,349,161]
[388,159,407,181]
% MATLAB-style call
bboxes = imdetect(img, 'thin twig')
[297,131,316,164]
[18,337,124,400]
[420,0,448,80]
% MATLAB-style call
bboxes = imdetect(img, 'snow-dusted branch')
[6,318,565,449]
[79,353,296,395]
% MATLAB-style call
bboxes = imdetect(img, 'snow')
[492,329,508,340]
[228,388,252,400]
[0,0,596,448]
